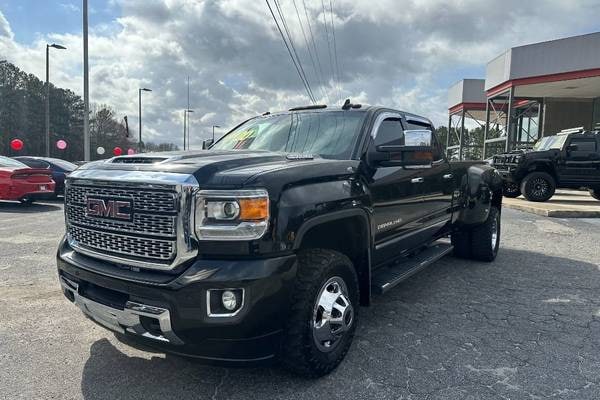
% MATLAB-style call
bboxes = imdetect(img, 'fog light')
[222,290,237,311]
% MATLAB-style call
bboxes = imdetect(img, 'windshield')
[533,135,568,151]
[0,156,28,168]
[211,111,366,159]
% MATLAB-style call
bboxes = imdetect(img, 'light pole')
[46,43,66,157]
[212,125,221,141]
[185,109,194,150]
[83,0,90,161]
[138,88,152,153]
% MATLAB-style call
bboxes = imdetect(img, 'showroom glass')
[533,135,568,151]
[212,111,366,160]
[0,156,28,168]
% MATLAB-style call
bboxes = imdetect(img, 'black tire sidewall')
[503,182,521,198]
[590,188,600,201]
[521,172,555,202]
[283,250,359,377]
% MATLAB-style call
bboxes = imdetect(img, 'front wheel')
[521,172,555,202]
[502,182,521,198]
[282,249,359,377]
[451,207,501,262]
[590,188,600,201]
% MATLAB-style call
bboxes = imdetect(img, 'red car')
[0,156,55,203]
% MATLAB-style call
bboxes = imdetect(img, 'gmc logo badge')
[86,197,133,221]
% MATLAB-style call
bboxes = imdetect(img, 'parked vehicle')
[0,156,55,203]
[492,129,600,202]
[57,103,503,377]
[13,157,77,197]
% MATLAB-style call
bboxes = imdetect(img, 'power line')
[302,0,329,104]
[292,0,327,103]
[329,0,342,104]
[320,0,337,104]
[274,0,316,103]
[266,0,315,104]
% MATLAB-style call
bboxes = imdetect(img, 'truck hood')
[75,150,358,192]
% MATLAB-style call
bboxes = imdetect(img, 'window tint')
[18,158,50,169]
[375,118,404,147]
[570,138,597,152]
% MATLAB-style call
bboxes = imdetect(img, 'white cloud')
[2,0,600,148]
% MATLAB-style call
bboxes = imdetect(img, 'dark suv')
[493,130,600,202]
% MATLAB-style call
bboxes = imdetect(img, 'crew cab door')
[558,136,600,186]
[404,118,453,227]
[367,113,429,266]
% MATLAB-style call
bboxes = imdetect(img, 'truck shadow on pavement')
[79,248,600,400]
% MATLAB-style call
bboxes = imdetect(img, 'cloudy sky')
[1,0,600,148]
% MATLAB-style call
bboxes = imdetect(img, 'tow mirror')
[202,139,214,150]
[367,130,435,167]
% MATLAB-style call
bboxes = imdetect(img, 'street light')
[212,125,221,141]
[138,88,152,153]
[185,109,194,150]
[46,43,66,157]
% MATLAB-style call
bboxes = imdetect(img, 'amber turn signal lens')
[238,198,269,220]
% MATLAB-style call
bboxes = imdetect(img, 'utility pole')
[45,43,66,157]
[185,109,194,149]
[83,0,90,161]
[183,109,187,150]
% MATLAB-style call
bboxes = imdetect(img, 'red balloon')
[113,147,123,156]
[10,139,24,151]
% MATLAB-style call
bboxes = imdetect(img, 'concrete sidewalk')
[503,189,600,218]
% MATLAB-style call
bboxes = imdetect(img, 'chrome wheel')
[490,213,499,249]
[312,276,354,352]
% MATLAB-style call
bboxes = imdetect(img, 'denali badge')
[86,197,133,221]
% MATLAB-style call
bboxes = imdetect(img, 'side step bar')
[371,242,454,294]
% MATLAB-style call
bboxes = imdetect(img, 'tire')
[19,198,35,205]
[521,172,556,202]
[451,207,501,262]
[590,188,600,201]
[502,182,521,198]
[282,249,359,378]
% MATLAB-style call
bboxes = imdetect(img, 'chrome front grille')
[66,185,176,212]
[67,204,176,236]
[64,171,198,271]
[68,226,175,260]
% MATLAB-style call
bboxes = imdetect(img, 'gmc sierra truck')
[493,129,600,202]
[57,102,503,377]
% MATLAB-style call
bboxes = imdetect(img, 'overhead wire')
[274,0,317,103]
[266,0,316,104]
[320,0,337,105]
[292,0,328,103]
[302,0,329,105]
[329,0,342,104]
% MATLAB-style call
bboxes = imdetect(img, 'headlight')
[195,189,269,241]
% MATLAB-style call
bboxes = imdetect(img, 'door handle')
[443,173,453,180]
[411,177,424,184]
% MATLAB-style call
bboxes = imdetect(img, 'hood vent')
[111,157,168,164]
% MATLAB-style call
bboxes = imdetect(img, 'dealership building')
[447,31,600,160]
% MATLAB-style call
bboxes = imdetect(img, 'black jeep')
[493,129,600,202]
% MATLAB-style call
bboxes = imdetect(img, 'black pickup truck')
[57,103,503,377]
[492,130,600,202]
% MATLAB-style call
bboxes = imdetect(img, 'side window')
[26,159,50,169]
[570,138,597,153]
[374,118,404,147]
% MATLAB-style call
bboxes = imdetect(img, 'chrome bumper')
[59,276,183,345]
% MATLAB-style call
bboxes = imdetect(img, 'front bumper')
[57,239,297,364]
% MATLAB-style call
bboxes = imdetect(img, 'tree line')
[0,62,178,161]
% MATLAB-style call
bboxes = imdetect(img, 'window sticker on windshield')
[230,127,258,149]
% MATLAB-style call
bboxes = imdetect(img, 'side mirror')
[367,130,435,167]
[202,139,214,150]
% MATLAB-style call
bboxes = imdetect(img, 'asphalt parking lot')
[2,201,600,399]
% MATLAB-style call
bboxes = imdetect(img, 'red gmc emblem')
[86,197,133,221]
